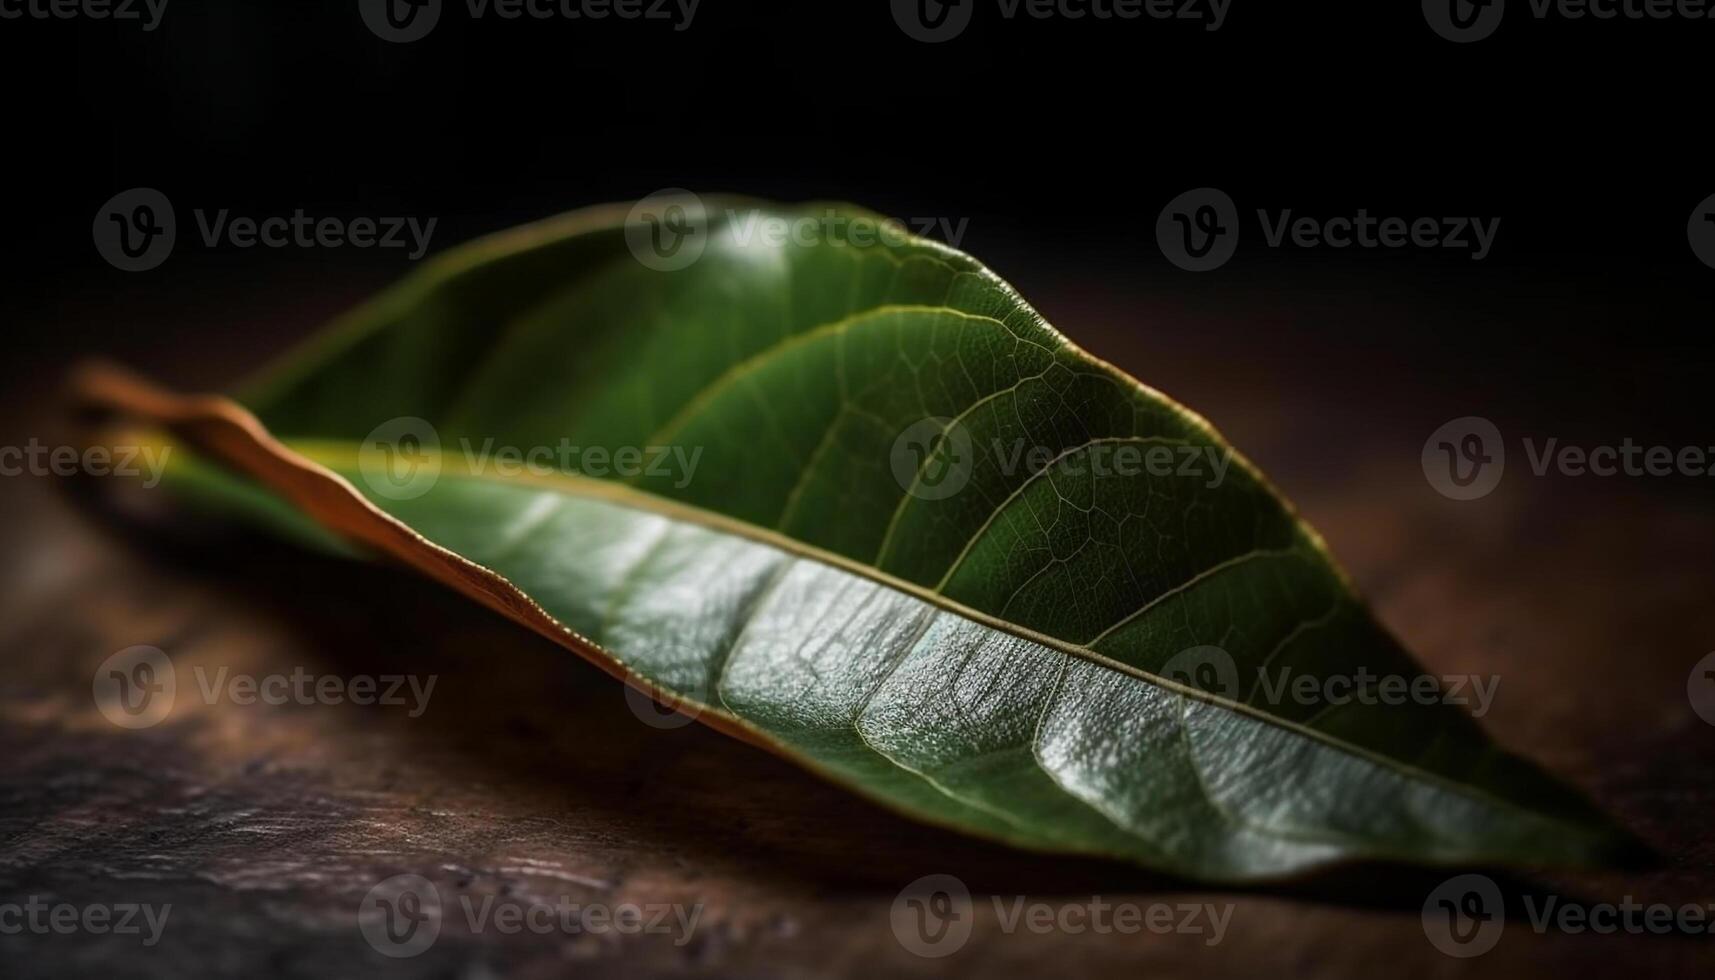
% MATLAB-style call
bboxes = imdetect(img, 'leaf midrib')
[282,436,1588,835]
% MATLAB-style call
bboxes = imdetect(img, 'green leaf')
[89,198,1637,881]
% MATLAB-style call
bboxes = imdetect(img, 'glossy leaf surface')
[95,200,1634,880]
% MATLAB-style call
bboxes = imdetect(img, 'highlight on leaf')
[72,197,1642,882]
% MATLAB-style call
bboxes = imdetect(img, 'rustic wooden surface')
[2,269,1712,978]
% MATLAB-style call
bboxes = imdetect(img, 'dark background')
[4,0,1710,444]
[1,3,1711,978]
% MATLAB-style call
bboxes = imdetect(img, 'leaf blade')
[80,199,1639,879]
